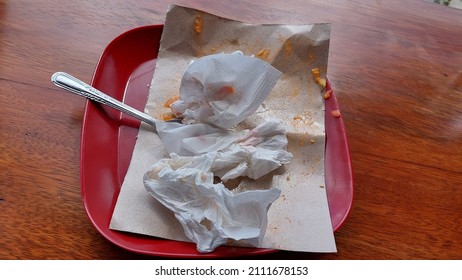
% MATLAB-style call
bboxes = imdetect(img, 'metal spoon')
[51,72,161,128]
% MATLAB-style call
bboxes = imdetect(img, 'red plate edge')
[80,25,354,258]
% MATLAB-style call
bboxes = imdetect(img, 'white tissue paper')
[144,53,292,252]
[155,120,293,180]
[144,153,282,253]
[170,52,281,129]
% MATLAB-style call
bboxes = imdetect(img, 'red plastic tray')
[81,25,353,258]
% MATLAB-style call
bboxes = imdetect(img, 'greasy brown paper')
[110,5,336,253]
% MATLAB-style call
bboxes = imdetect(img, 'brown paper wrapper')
[110,5,336,253]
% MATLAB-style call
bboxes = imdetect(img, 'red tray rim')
[80,25,354,258]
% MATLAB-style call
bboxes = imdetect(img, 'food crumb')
[310,139,316,144]
[292,115,303,121]
[163,95,180,108]
[311,67,320,79]
[323,90,332,99]
[162,112,177,121]
[256,48,270,60]
[317,78,326,88]
[286,176,290,181]
[320,185,325,188]
[311,67,326,89]
[194,14,203,34]
[331,110,341,118]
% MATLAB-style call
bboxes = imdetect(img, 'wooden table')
[1,0,461,260]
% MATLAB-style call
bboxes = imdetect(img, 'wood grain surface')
[1,0,461,259]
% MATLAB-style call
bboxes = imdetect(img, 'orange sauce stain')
[284,40,292,57]
[289,87,300,99]
[194,14,203,34]
[215,85,235,100]
[163,95,180,108]
[307,52,316,64]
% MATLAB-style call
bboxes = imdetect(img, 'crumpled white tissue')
[155,119,293,180]
[144,52,292,253]
[170,52,282,129]
[144,153,281,253]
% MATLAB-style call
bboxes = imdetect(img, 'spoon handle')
[51,72,158,128]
